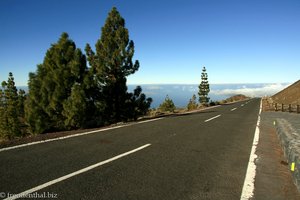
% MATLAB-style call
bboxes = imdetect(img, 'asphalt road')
[0,98,261,200]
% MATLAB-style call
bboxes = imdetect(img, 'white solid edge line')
[4,143,151,200]
[137,117,164,124]
[0,118,163,153]
[204,114,221,122]
[231,108,237,111]
[0,125,129,152]
[240,99,262,200]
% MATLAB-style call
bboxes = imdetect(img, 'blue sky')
[0,0,299,86]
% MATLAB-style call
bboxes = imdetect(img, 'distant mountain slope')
[272,80,300,104]
[225,94,249,102]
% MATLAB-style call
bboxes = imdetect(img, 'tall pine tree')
[198,66,210,105]
[86,7,150,123]
[25,33,88,134]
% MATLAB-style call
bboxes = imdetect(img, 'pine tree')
[25,33,88,134]
[0,89,5,138]
[0,72,22,139]
[62,84,87,129]
[198,66,210,105]
[0,84,7,139]
[187,94,198,111]
[86,7,147,123]
[159,95,176,112]
[25,70,50,134]
[18,89,26,118]
[125,86,153,120]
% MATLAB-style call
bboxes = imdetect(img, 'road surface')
[0,98,261,200]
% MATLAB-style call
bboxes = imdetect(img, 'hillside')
[224,94,249,103]
[272,80,300,105]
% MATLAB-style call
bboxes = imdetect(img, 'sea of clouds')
[128,83,291,108]
[209,83,290,97]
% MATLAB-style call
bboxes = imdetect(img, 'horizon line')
[14,82,292,87]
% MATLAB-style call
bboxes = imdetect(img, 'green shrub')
[159,95,176,112]
[187,94,198,111]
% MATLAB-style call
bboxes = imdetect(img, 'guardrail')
[273,103,300,113]
[263,97,300,113]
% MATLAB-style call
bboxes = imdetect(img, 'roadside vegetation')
[0,73,26,139]
[187,94,198,111]
[158,95,176,113]
[0,7,152,140]
[198,66,210,105]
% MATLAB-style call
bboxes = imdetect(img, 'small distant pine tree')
[159,95,176,112]
[0,72,22,139]
[198,66,210,105]
[187,94,198,111]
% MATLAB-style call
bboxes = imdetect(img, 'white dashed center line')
[231,108,237,111]
[204,115,221,122]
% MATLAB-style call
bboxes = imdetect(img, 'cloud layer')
[210,83,290,97]
[128,83,291,107]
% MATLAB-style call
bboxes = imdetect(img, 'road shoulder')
[253,112,300,199]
